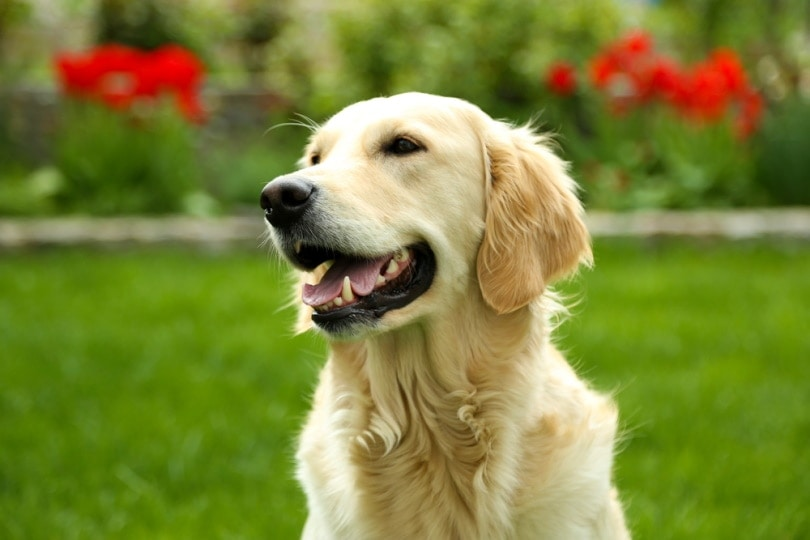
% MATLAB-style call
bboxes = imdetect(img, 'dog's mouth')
[290,242,435,328]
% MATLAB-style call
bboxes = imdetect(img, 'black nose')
[260,177,316,228]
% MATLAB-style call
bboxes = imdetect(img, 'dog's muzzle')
[260,175,436,336]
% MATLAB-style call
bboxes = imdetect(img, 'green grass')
[558,240,810,539]
[1,240,808,539]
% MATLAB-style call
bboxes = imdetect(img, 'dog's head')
[261,93,591,337]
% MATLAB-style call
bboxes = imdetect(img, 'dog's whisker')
[263,115,321,137]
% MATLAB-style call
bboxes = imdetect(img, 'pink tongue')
[302,255,391,307]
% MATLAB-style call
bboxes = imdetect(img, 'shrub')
[54,101,201,215]
[316,8,773,209]
[53,44,208,215]
[754,97,810,205]
[201,125,310,209]
[95,0,188,52]
[322,0,622,120]
[233,0,290,85]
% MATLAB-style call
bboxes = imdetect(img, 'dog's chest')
[333,410,512,539]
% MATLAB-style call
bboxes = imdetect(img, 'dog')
[260,92,629,539]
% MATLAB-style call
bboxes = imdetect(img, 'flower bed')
[50,44,209,215]
[542,31,766,209]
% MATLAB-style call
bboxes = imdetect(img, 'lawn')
[0,239,808,539]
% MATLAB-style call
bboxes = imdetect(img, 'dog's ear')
[476,123,592,315]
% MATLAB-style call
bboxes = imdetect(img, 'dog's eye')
[386,137,422,156]
[310,154,321,166]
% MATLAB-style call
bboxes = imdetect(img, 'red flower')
[648,57,683,103]
[672,49,758,125]
[588,30,663,110]
[620,30,654,56]
[546,31,766,136]
[678,60,731,120]
[709,48,748,97]
[56,44,139,99]
[138,45,204,96]
[588,54,617,90]
[546,61,578,96]
[54,44,206,122]
[584,31,765,133]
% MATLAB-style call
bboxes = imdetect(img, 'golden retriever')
[261,92,629,539]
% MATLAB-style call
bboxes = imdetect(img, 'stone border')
[0,209,809,247]
[0,216,265,247]
[585,209,810,239]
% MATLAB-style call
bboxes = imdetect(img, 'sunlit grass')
[558,240,810,539]
[0,246,324,538]
[1,240,807,539]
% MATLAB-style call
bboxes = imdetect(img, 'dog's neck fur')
[320,287,553,537]
[329,291,542,447]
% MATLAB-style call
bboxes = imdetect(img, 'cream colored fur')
[271,93,629,539]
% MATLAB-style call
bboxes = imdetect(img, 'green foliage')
[95,0,186,51]
[0,167,62,216]
[3,0,808,212]
[559,105,762,209]
[0,91,15,168]
[1,241,808,538]
[54,101,202,215]
[323,0,622,120]
[201,125,310,208]
[652,0,809,57]
[754,97,810,205]
[0,91,56,215]
[0,0,29,63]
[236,0,288,46]
[233,0,290,85]
[0,0,29,27]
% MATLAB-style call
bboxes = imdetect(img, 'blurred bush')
[2,0,808,214]
[52,44,209,215]
[200,122,310,210]
[0,86,59,216]
[95,0,188,51]
[0,0,29,69]
[234,0,289,86]
[755,97,810,205]
[310,0,809,210]
[0,0,30,167]
[322,0,622,120]
[54,101,202,215]
[541,32,766,209]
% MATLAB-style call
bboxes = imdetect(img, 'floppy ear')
[476,123,592,315]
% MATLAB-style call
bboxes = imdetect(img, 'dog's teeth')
[394,247,409,262]
[376,274,386,286]
[294,241,302,254]
[324,260,334,270]
[333,297,343,307]
[385,259,398,276]
[342,276,355,302]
